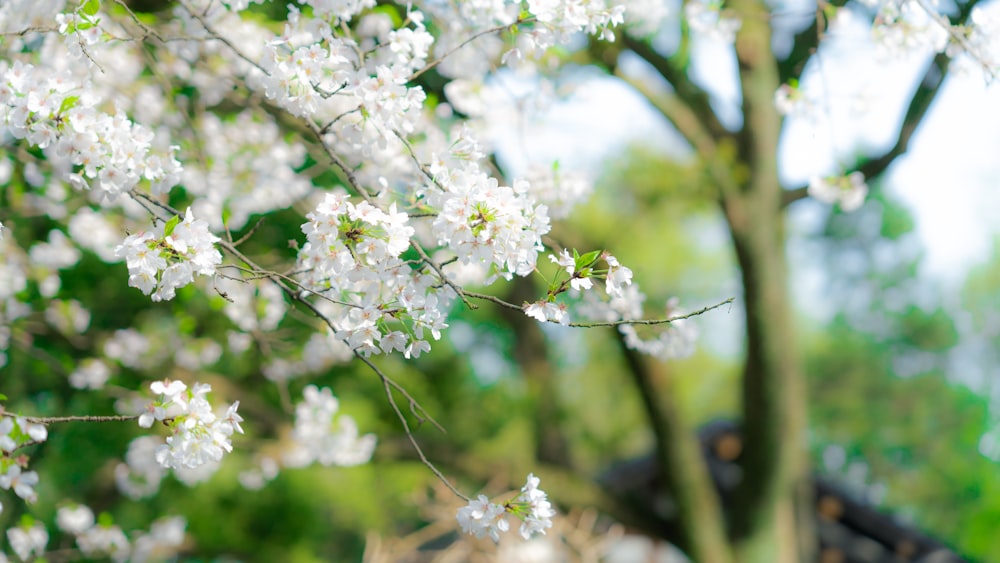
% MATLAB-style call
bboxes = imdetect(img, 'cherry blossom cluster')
[0,417,49,561]
[950,7,1000,75]
[298,0,376,22]
[129,0,633,352]
[457,473,556,542]
[282,385,377,468]
[0,239,28,371]
[297,191,454,357]
[426,162,552,282]
[620,296,699,360]
[526,0,626,42]
[523,249,634,325]
[829,0,1000,79]
[115,436,168,500]
[55,0,105,62]
[69,358,113,390]
[182,112,313,231]
[53,505,185,563]
[137,379,244,470]
[233,385,374,490]
[685,0,742,42]
[416,0,625,70]
[237,2,433,140]
[253,32,359,119]
[29,229,83,302]
[6,519,48,561]
[578,286,700,361]
[0,0,703,550]
[0,61,182,201]
[0,416,48,511]
[0,0,60,33]
[774,81,812,117]
[522,163,594,220]
[808,172,869,212]
[114,208,223,302]
[864,0,949,57]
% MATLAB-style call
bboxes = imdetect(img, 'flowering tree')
[0,0,996,561]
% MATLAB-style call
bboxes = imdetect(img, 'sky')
[489,11,1000,290]
[479,8,1000,376]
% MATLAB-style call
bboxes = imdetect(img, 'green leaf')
[822,2,838,22]
[80,0,100,18]
[97,511,114,527]
[370,4,403,27]
[163,214,181,237]
[0,393,7,401]
[575,249,603,270]
[57,95,79,116]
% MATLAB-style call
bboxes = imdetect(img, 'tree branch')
[782,0,985,207]
[496,277,573,468]
[613,330,733,563]
[614,70,718,156]
[620,34,730,141]
[782,52,949,207]
[726,0,813,560]
[0,412,139,424]
[776,1,850,85]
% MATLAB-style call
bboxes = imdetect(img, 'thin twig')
[568,297,735,328]
[408,241,478,311]
[112,0,165,42]
[303,120,374,203]
[354,354,445,434]
[178,1,267,73]
[408,18,532,82]
[914,0,996,81]
[232,217,266,247]
[460,291,735,328]
[363,354,467,502]
[461,290,520,311]
[0,412,140,424]
[0,26,57,37]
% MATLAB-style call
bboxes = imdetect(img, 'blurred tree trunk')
[617,336,735,563]
[724,0,812,560]
[724,194,810,563]
[589,0,813,559]
[499,277,574,467]
[578,0,983,558]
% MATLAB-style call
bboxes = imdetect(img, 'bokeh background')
[3,0,1000,561]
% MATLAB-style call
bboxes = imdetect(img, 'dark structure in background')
[601,420,969,563]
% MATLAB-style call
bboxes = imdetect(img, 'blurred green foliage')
[802,191,1000,559]
[5,127,1000,560]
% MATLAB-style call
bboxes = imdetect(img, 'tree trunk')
[500,277,574,467]
[724,0,813,559]
[617,336,734,563]
[726,205,811,563]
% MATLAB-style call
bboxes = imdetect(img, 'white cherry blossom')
[7,521,47,561]
[809,172,869,212]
